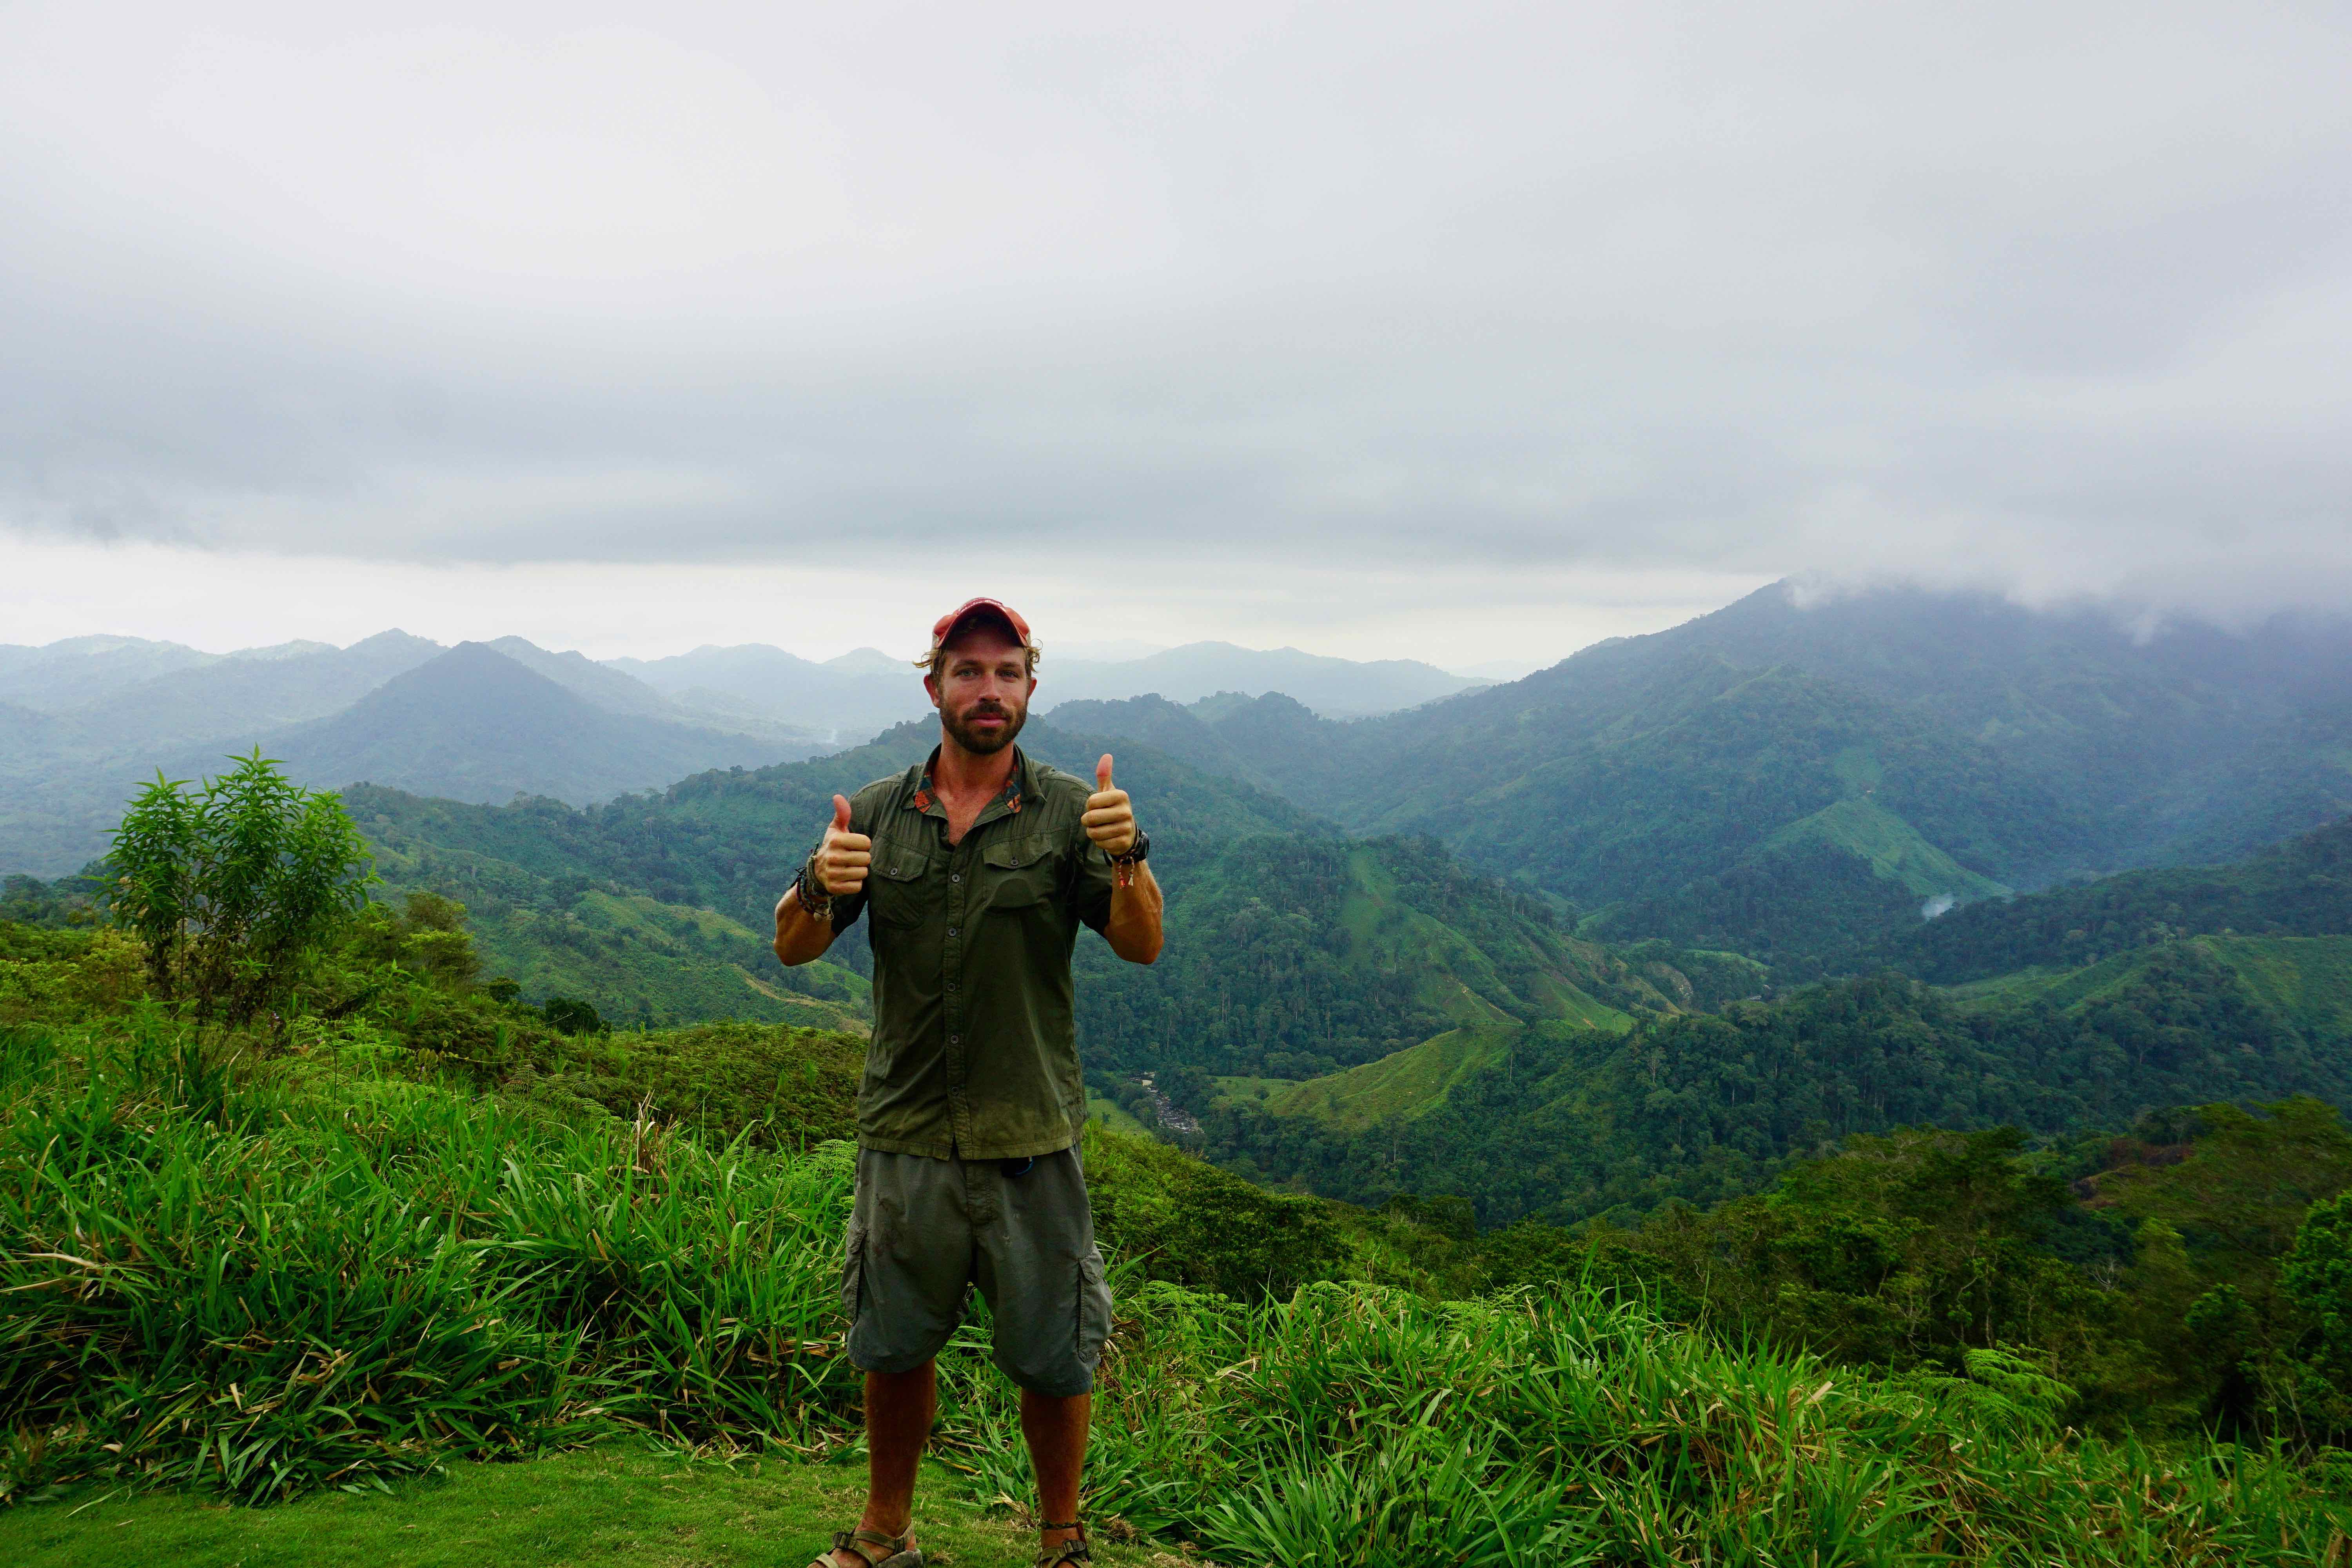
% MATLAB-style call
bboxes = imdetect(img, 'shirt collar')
[907,745,1031,818]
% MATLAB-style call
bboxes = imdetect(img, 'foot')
[811,1525,919,1568]
[1036,1523,1089,1565]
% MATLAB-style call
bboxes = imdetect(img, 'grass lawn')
[0,1446,1203,1568]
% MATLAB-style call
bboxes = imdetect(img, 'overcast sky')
[3,1,2348,668]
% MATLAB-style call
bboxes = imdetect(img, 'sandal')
[808,1526,924,1568]
[1036,1520,1092,1566]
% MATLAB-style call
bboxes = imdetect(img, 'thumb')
[1095,754,1114,792]
[832,794,852,833]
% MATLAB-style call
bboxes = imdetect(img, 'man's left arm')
[1082,753,1163,964]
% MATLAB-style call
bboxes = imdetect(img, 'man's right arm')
[774,793,870,966]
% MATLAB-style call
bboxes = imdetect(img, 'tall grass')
[946,1279,2352,1564]
[0,1015,857,1500]
[5,1014,2351,1562]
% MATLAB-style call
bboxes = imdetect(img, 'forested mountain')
[1189,817,2352,1227]
[41,630,444,750]
[1879,816,2352,984]
[329,719,1704,1069]
[1214,942,2352,1228]
[1057,583,2352,967]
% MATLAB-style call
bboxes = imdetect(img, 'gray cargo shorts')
[841,1144,1113,1397]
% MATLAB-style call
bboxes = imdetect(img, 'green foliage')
[1885,815,2352,984]
[1216,948,2352,1229]
[2287,1192,2352,1372]
[1001,1275,2350,1563]
[1075,834,1642,1080]
[108,754,374,1024]
[5,946,2352,1555]
[1595,1128,2105,1377]
[1081,1125,1349,1299]
[0,1018,864,1503]
[0,925,146,1026]
[0,868,104,929]
[542,995,605,1035]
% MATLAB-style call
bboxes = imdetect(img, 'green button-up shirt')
[822,746,1117,1160]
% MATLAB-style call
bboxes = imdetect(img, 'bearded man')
[774,598,1164,1568]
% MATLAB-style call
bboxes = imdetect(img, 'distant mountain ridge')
[1047,583,2352,969]
[0,626,1506,873]
[255,643,813,807]
[609,637,1484,740]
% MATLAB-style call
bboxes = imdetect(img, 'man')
[774,598,1164,1568]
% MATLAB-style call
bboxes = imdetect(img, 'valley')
[9,580,2352,1555]
[13,581,2349,1231]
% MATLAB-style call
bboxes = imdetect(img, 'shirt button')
[950,1034,962,1045]
[948,927,958,936]
[951,873,961,883]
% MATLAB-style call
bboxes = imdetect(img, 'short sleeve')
[1070,831,1117,935]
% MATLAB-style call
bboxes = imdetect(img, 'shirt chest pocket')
[867,838,936,928]
[980,836,1057,913]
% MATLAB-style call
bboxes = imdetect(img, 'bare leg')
[1021,1388,1093,1556]
[828,1363,936,1566]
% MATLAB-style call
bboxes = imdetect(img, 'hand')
[813,794,871,897]
[1083,754,1138,857]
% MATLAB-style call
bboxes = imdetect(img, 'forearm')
[1104,862,1164,964]
[772,886,838,965]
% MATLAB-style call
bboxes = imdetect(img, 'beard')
[941,698,1027,756]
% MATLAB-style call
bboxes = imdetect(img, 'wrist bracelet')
[794,860,834,920]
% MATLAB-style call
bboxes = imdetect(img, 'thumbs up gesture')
[1083,754,1138,857]
[813,794,872,897]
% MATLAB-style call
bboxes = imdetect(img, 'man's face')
[926,623,1033,756]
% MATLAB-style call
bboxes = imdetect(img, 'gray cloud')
[2,0,2348,619]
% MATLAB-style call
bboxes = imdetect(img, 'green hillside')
[343,724,1699,1088]
[1760,796,2009,901]
[1883,815,2352,983]
[361,799,870,1031]
[1045,586,2352,971]
[1215,934,2352,1228]
[346,715,1324,952]
[1072,833,1687,1087]
[1949,934,2352,1045]
[25,757,2352,1554]
[1072,654,2069,969]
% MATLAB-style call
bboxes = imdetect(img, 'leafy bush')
[109,754,374,1024]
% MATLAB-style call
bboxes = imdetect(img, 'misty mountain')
[49,630,445,752]
[1053,583,2352,967]
[0,631,843,872]
[254,643,817,807]
[610,638,1486,745]
[607,644,935,742]
[485,636,676,718]
[1042,642,1483,717]
[0,635,221,711]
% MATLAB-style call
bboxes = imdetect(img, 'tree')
[109,752,374,1024]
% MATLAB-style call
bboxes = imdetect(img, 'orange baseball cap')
[929,597,1034,654]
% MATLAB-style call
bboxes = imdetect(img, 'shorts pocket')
[841,1221,867,1321]
[1074,1250,1111,1365]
